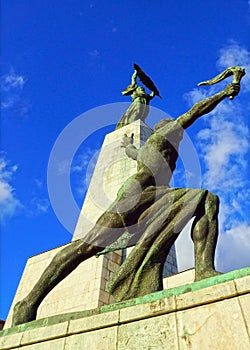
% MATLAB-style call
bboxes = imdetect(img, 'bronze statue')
[115,64,161,129]
[11,66,244,326]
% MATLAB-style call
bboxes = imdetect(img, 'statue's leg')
[108,188,207,301]
[191,191,221,281]
[11,175,152,326]
[12,208,126,326]
[11,239,102,326]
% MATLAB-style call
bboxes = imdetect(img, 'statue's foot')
[195,269,222,282]
[11,298,37,327]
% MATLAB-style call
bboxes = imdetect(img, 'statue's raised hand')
[224,83,240,99]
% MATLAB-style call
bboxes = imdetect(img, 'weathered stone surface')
[176,297,249,350]
[0,269,249,350]
[0,331,23,350]
[20,321,68,346]
[239,294,250,337]
[18,338,66,350]
[118,313,178,350]
[119,295,176,323]
[176,280,237,310]
[68,310,119,334]
[163,268,195,289]
[234,274,250,294]
[65,327,118,350]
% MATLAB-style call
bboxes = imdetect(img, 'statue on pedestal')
[11,65,245,326]
[116,64,161,129]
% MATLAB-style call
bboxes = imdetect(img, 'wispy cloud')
[0,154,22,221]
[176,42,250,272]
[1,68,30,116]
[56,159,72,175]
[0,68,26,91]
[216,221,250,271]
[28,179,50,215]
[71,147,100,197]
[0,155,51,220]
[217,41,250,92]
[88,49,99,58]
[197,112,249,191]
[85,48,102,69]
[30,197,50,215]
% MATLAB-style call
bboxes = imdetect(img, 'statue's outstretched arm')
[121,133,138,160]
[177,83,240,129]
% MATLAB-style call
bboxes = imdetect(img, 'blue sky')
[1,1,250,321]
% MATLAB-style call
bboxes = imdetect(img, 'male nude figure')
[12,82,240,326]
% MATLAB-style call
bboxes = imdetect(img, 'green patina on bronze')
[2,267,249,336]
[10,65,245,327]
[115,64,160,129]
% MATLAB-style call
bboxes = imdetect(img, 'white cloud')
[185,43,250,194]
[88,49,99,57]
[85,49,101,68]
[216,221,250,272]
[217,42,250,92]
[176,43,250,273]
[28,178,51,216]
[57,159,72,175]
[34,179,43,188]
[0,69,26,91]
[1,68,29,115]
[0,155,51,220]
[175,220,194,271]
[71,148,100,196]
[0,155,22,221]
[198,116,249,190]
[1,98,15,110]
[30,198,50,214]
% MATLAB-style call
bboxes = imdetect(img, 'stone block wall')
[1,268,249,350]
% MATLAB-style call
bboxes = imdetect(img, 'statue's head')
[154,118,175,130]
[135,86,146,94]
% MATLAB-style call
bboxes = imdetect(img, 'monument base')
[1,267,249,350]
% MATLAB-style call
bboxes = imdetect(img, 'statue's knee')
[53,242,81,264]
[53,249,69,265]
[191,188,207,207]
[207,191,219,207]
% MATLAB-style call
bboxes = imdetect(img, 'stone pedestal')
[1,267,249,350]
